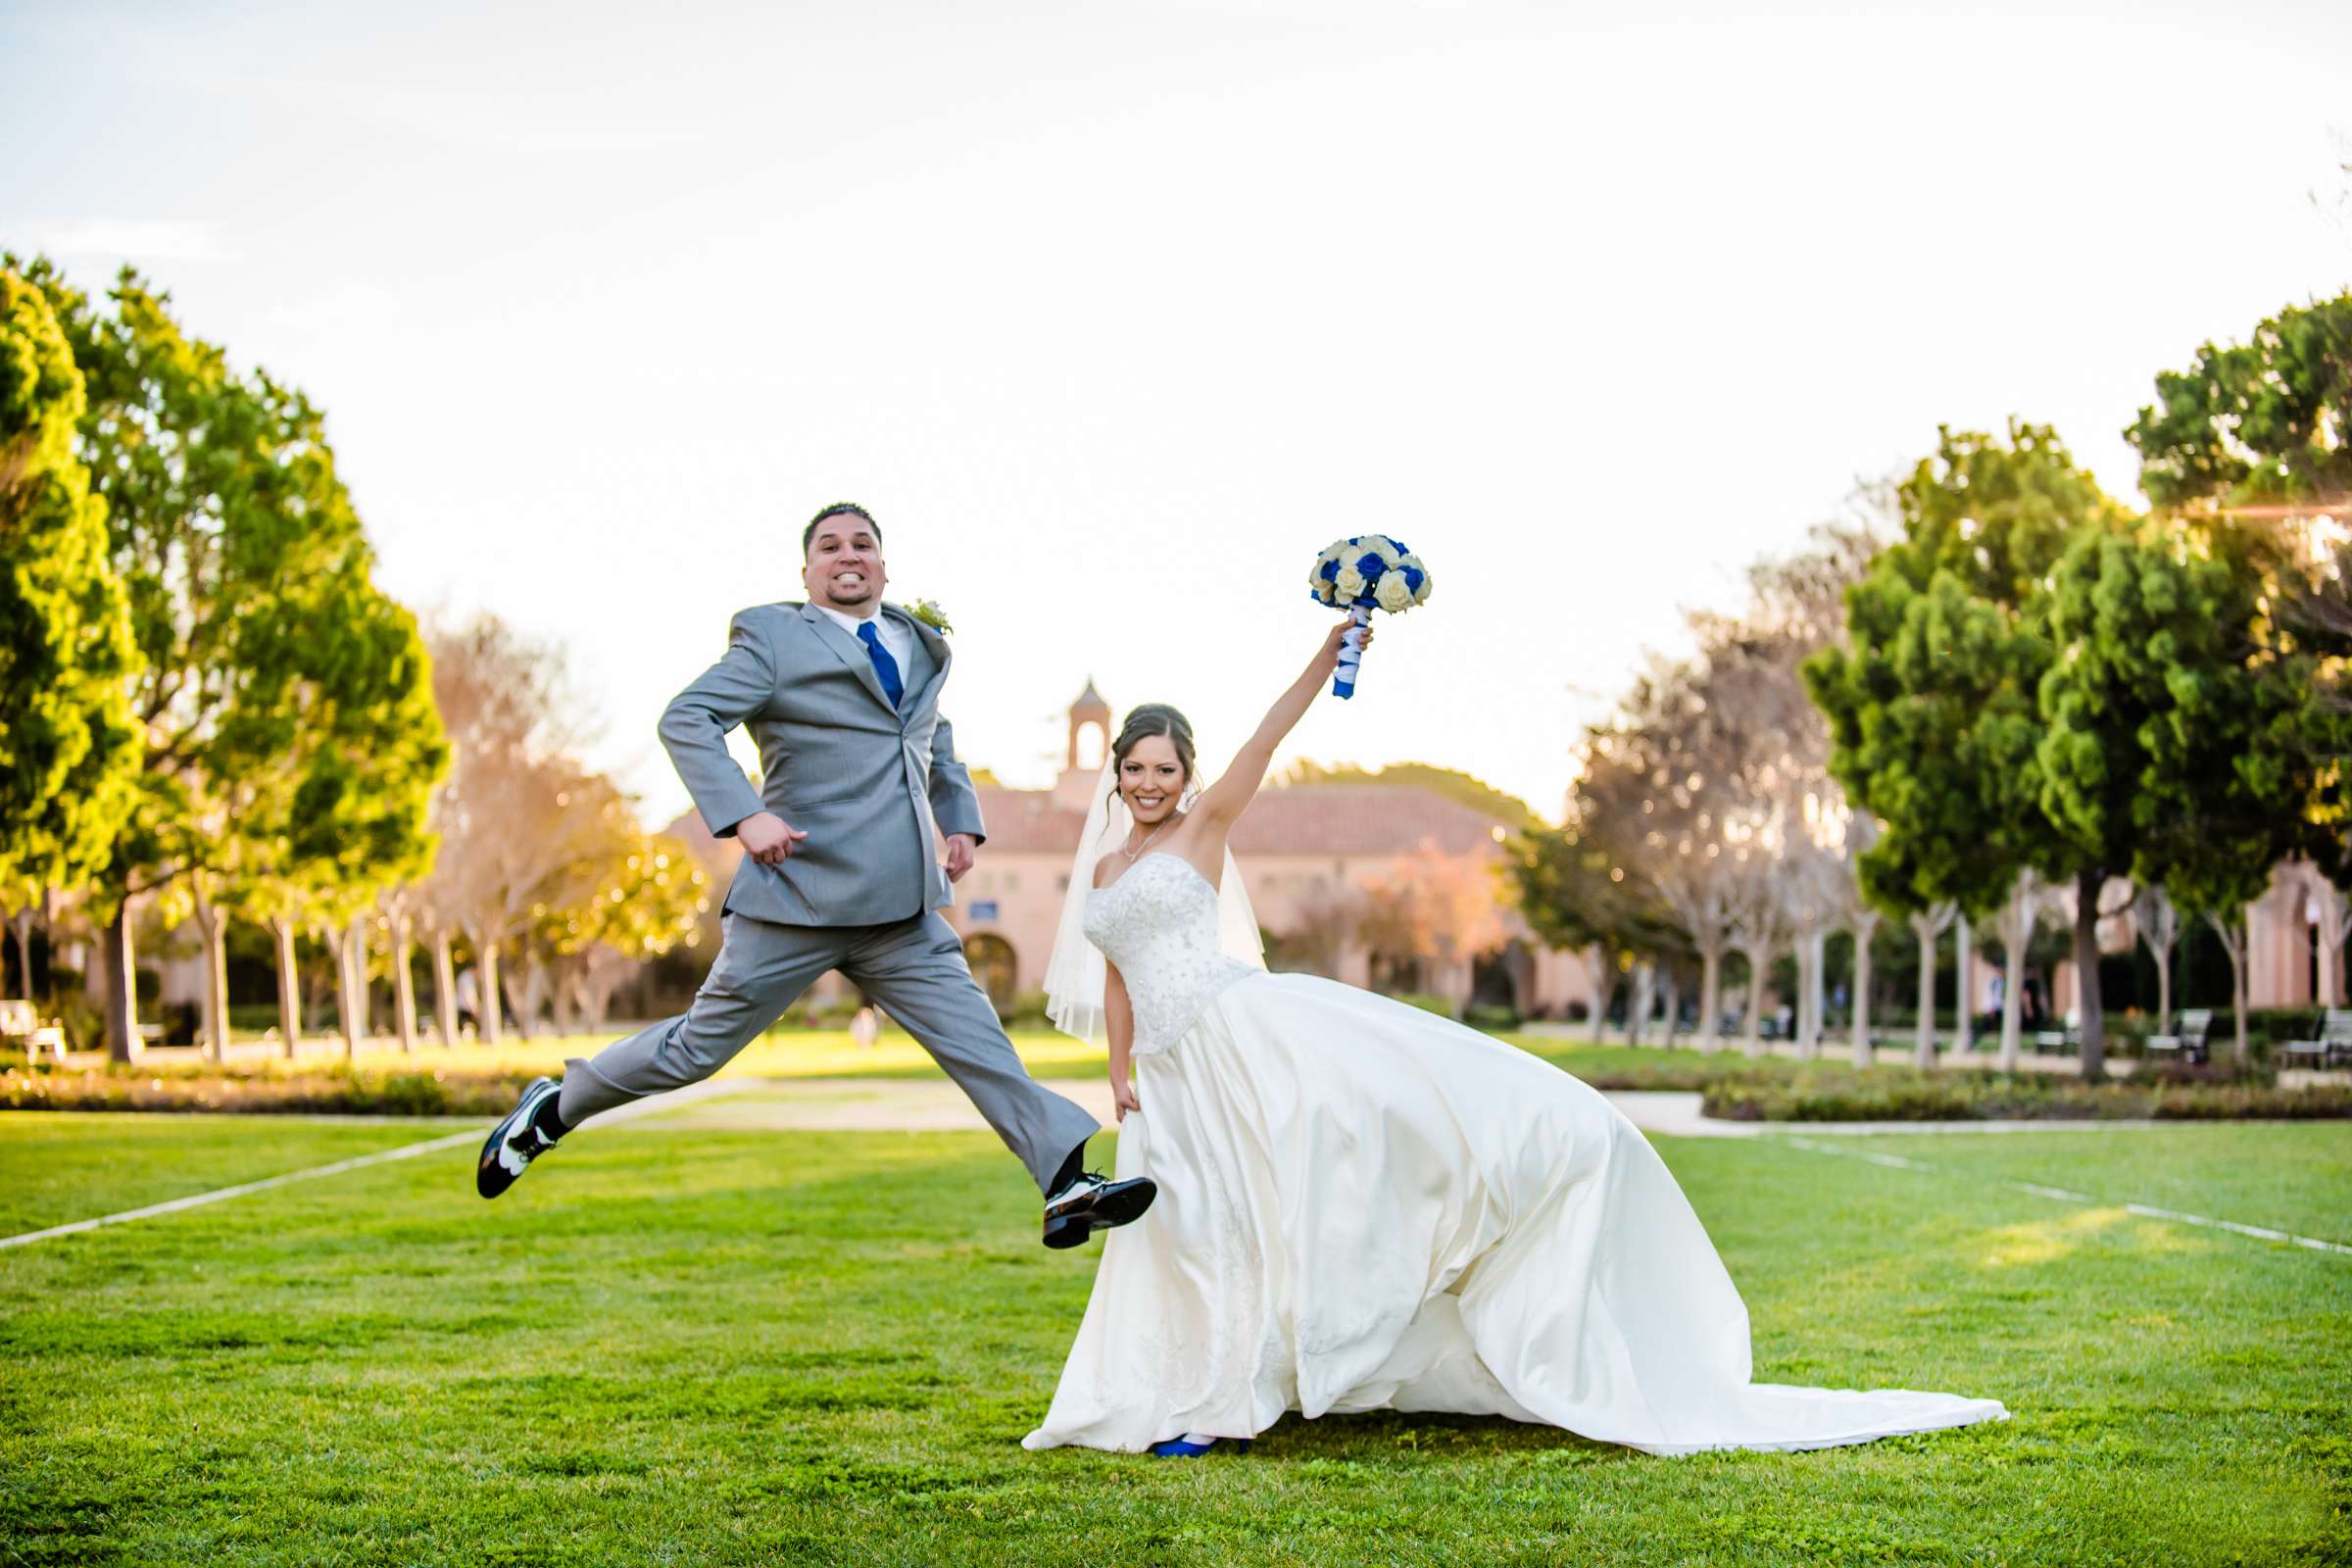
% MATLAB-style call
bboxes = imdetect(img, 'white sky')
[6,0,2349,828]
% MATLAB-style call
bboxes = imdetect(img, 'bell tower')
[1054,679,1112,811]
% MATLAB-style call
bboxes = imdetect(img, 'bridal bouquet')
[1306,535,1432,698]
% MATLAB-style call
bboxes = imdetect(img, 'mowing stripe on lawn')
[0,1076,754,1251]
[1781,1135,2352,1257]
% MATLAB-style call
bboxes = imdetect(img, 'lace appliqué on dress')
[1081,855,1256,1057]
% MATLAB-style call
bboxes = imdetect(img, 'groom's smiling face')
[804,516,887,613]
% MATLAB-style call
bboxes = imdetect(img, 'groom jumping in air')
[476,503,1152,1249]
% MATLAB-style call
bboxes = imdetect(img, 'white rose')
[1412,568,1433,605]
[1369,536,1402,566]
[1375,571,1412,613]
[1335,565,1367,601]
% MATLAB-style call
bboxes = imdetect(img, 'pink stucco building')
[669,682,1595,1020]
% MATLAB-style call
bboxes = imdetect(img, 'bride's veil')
[1042,760,1266,1045]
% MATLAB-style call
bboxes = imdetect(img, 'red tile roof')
[970,787,1094,854]
[973,782,1504,858]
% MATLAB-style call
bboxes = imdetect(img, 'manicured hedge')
[0,1065,531,1116]
[1702,1068,2352,1122]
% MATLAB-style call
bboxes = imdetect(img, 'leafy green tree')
[1807,423,2135,1075]
[2038,521,2346,1061]
[12,259,445,1059]
[538,830,709,1035]
[2126,297,2352,1027]
[1512,700,1704,1045]
[2126,292,2352,514]
[0,270,141,993]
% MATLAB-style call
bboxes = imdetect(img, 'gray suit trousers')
[560,910,1101,1194]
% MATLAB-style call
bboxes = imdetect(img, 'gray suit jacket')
[659,601,987,928]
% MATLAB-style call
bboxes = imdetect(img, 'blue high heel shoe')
[1150,1435,1251,1457]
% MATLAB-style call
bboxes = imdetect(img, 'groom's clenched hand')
[737,811,808,866]
[943,834,977,883]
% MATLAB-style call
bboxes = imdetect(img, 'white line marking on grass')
[1780,1136,2352,1257]
[0,1076,753,1251]
[0,1128,482,1250]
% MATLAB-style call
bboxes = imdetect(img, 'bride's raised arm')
[1190,617,1370,833]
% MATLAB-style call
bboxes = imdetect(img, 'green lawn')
[2,1112,2347,1565]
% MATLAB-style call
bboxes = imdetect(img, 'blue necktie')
[857,620,905,709]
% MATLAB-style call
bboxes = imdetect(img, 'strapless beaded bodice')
[1083,854,1257,1056]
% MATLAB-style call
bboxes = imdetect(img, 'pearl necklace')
[1121,810,1181,861]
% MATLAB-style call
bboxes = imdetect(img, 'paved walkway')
[611,1079,2183,1141]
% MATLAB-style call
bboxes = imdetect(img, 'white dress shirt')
[814,602,913,688]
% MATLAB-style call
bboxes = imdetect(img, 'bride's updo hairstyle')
[1110,704,1197,801]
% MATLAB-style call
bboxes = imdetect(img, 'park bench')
[0,1000,68,1062]
[2144,1008,2213,1066]
[2284,1009,2352,1070]
[2033,1013,2081,1056]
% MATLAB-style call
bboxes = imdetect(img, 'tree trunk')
[1696,944,1723,1052]
[1807,928,1829,1057]
[1742,951,1767,1058]
[193,893,232,1064]
[1998,934,2026,1075]
[477,939,503,1047]
[101,900,138,1063]
[392,913,418,1054]
[2075,869,2108,1083]
[1585,946,1615,1044]
[8,909,33,1001]
[271,918,303,1058]
[1913,921,1937,1070]
[332,921,363,1060]
[504,951,542,1042]
[354,917,375,1044]
[432,930,460,1047]
[2233,944,2250,1065]
[2153,937,2174,1035]
[1659,969,1683,1049]
[2207,910,2251,1066]
[581,972,616,1036]
[1627,961,1654,1048]
[1954,913,1974,1055]
[1996,879,2036,1076]
[1851,914,1877,1070]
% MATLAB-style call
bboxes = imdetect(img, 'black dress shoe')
[1042,1171,1156,1249]
[477,1077,563,1200]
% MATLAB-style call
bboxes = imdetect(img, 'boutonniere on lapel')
[910,600,954,636]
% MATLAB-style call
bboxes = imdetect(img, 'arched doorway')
[962,933,1018,1018]
[1470,941,1531,1016]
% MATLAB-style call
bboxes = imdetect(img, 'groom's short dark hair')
[804,502,881,555]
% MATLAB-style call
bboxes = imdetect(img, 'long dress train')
[1024,854,2007,1455]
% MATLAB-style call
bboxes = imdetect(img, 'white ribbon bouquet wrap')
[1306,534,1433,698]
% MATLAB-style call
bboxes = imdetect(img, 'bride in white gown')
[1023,620,2008,1457]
